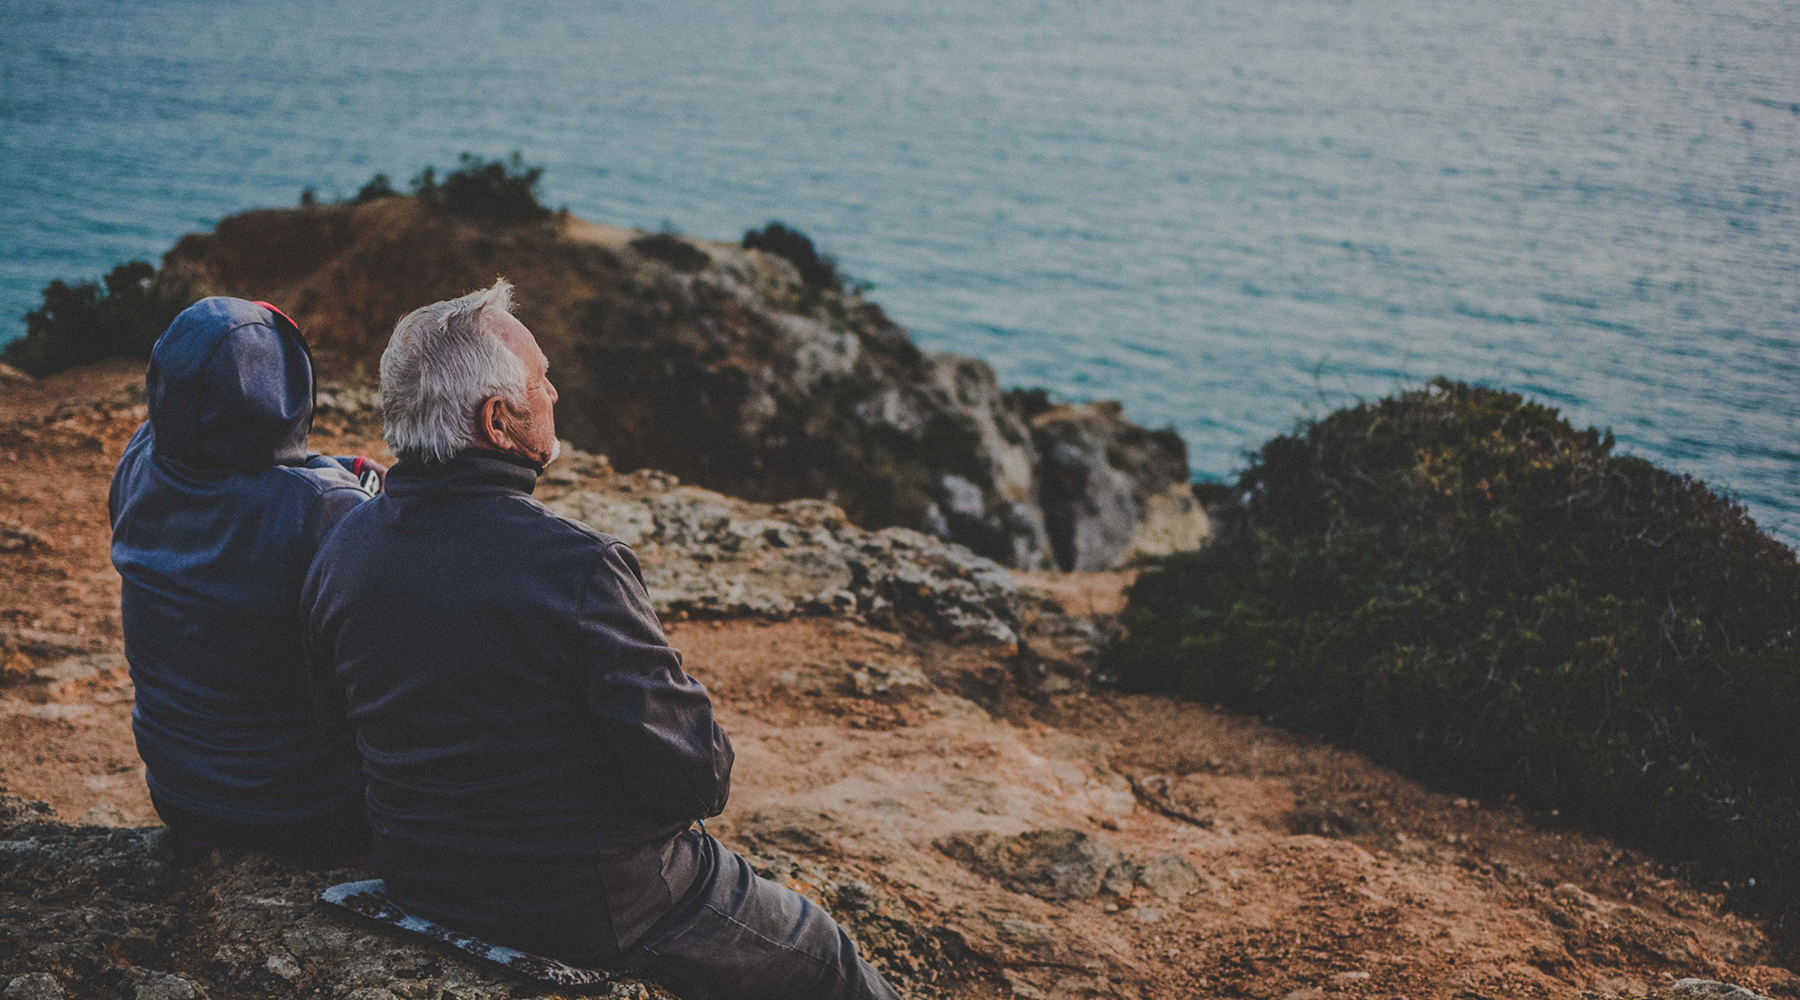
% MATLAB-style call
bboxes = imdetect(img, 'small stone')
[1131,906,1162,923]
[3,973,65,1000]
[1551,882,1599,910]
[1330,971,1371,983]
[1284,990,1327,1000]
[1101,858,1140,896]
[78,802,133,828]
[124,969,199,1000]
[264,952,302,982]
[1668,981,1776,1000]
[1002,970,1051,999]
[0,522,52,553]
[32,653,124,682]
[1138,852,1201,900]
[995,918,1057,955]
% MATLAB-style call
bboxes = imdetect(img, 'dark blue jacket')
[109,297,371,827]
[301,451,732,955]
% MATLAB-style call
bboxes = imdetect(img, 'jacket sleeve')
[573,542,733,821]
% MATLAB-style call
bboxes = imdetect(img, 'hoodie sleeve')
[572,542,733,821]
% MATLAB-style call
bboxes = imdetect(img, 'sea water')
[4,0,1797,542]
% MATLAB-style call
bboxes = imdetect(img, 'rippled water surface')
[4,0,1798,540]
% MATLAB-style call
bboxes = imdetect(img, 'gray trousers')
[629,830,902,1000]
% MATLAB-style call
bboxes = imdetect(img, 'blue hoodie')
[110,297,372,827]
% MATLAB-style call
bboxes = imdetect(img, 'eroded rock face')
[1032,402,1210,571]
[168,199,1206,570]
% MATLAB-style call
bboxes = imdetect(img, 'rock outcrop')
[530,445,1112,688]
[1030,402,1210,571]
[547,475,1022,644]
[161,198,1206,570]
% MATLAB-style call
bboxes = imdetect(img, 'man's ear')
[477,395,515,452]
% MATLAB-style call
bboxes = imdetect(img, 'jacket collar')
[384,449,541,498]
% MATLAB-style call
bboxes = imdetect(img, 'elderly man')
[302,280,900,1000]
[111,297,377,864]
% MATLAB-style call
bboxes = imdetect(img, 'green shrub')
[743,221,844,290]
[351,172,399,204]
[629,232,713,272]
[412,152,550,222]
[4,261,194,377]
[1108,379,1800,923]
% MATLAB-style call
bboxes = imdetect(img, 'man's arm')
[305,454,387,493]
[573,542,733,821]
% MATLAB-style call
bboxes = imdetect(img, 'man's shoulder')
[514,495,627,553]
[349,489,625,554]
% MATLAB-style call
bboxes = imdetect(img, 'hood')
[147,297,315,469]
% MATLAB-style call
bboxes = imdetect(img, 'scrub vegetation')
[1108,379,1800,933]
[3,261,193,378]
[409,151,553,223]
[743,222,848,291]
[629,231,713,272]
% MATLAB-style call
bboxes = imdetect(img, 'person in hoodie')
[110,297,379,865]
[302,280,901,1000]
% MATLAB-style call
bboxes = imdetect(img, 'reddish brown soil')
[2,364,1797,999]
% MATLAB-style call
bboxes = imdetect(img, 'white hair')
[379,279,527,464]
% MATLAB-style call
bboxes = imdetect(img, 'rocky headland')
[157,199,1206,571]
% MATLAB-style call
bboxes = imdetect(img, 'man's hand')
[324,455,388,494]
[350,456,387,494]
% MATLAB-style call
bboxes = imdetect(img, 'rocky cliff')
[157,199,1205,570]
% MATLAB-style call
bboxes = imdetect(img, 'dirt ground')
[3,363,1798,999]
